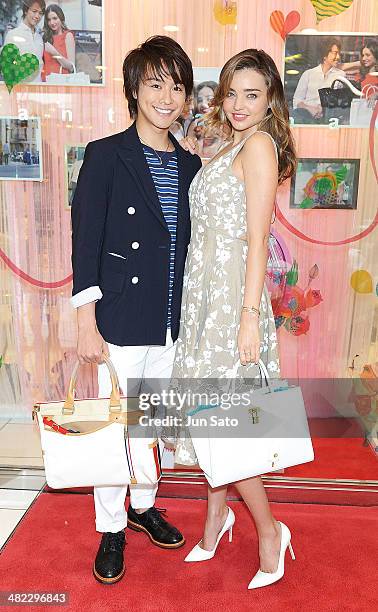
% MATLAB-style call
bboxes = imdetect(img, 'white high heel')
[184,507,235,562]
[247,521,295,589]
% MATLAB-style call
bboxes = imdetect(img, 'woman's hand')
[179,136,199,155]
[238,312,261,366]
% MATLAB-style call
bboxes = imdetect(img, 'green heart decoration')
[0,44,39,92]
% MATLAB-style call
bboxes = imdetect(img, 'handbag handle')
[231,359,275,393]
[331,77,362,97]
[63,356,121,415]
[59,62,76,74]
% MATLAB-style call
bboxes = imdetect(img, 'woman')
[171,49,296,588]
[346,40,378,93]
[187,80,225,158]
[42,4,75,80]
[188,80,218,123]
[359,40,378,91]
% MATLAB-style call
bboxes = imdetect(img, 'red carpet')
[171,419,378,481]
[285,437,378,480]
[0,494,376,611]
[169,434,378,486]
[172,436,378,481]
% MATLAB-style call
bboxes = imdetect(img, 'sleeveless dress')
[171,130,281,465]
[42,30,72,80]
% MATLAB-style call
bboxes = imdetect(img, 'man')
[292,37,345,124]
[71,36,201,585]
[2,142,10,165]
[5,1,45,83]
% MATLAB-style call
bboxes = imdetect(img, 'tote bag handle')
[63,356,121,415]
[59,62,76,74]
[331,76,363,97]
[230,359,275,393]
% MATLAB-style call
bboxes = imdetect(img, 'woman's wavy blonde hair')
[206,49,297,185]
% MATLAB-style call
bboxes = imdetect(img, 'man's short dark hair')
[22,0,46,18]
[319,37,342,63]
[123,36,193,119]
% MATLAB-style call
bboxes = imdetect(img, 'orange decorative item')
[270,10,300,40]
[304,289,323,309]
[213,0,237,25]
[360,364,378,395]
[350,364,378,432]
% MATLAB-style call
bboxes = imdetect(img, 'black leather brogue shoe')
[127,506,185,549]
[93,530,126,584]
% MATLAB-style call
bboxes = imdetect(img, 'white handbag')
[45,64,90,86]
[33,357,161,489]
[349,98,378,127]
[187,360,314,488]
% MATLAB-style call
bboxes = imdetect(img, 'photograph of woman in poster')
[187,80,225,159]
[42,3,75,80]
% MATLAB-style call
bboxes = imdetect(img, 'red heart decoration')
[283,10,301,38]
[270,10,300,40]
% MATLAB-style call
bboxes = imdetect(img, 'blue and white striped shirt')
[143,146,178,328]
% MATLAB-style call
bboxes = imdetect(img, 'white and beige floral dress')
[171,131,281,465]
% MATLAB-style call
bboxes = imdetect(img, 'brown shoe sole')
[93,564,126,585]
[127,518,185,549]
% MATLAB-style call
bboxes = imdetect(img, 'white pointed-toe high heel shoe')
[247,522,295,589]
[184,507,235,562]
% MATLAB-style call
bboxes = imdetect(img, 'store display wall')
[0,0,377,418]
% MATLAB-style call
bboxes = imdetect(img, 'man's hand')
[77,327,109,365]
[308,104,323,118]
[77,303,109,365]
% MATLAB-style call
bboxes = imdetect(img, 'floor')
[0,417,45,549]
[0,416,377,552]
[0,417,43,468]
[1,494,376,612]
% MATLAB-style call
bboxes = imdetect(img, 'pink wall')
[0,0,376,417]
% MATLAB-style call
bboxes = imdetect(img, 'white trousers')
[94,329,175,533]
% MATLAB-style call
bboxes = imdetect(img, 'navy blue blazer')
[71,122,202,346]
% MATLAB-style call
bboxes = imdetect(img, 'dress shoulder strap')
[254,130,279,163]
[228,130,278,164]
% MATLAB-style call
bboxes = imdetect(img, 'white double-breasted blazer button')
[127,207,135,215]
[131,241,139,250]
[131,276,139,284]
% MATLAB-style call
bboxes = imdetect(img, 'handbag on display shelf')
[45,64,91,85]
[350,97,378,127]
[187,360,314,488]
[33,357,161,489]
[318,78,359,110]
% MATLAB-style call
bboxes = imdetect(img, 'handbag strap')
[63,356,121,415]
